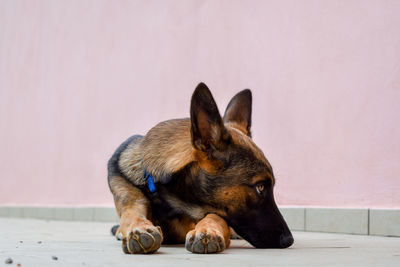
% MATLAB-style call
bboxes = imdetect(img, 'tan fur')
[118,136,146,185]
[141,119,194,181]
[110,176,159,241]
[187,214,231,249]
[165,216,196,243]
[109,175,150,217]
[118,119,194,185]
[193,150,224,175]
[226,124,273,170]
[214,185,254,214]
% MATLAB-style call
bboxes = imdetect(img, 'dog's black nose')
[279,234,294,248]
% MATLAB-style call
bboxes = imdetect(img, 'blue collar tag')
[144,171,157,193]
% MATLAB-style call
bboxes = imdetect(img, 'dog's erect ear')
[190,83,229,153]
[223,89,252,137]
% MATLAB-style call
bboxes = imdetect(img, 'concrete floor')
[0,218,399,267]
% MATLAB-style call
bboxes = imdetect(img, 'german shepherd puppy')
[108,83,293,254]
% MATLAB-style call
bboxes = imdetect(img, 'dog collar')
[144,170,157,193]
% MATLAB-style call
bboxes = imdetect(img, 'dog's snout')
[279,234,294,248]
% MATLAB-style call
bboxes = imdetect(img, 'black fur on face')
[226,184,293,248]
[201,145,294,248]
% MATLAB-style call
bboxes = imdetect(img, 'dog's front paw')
[121,226,163,254]
[185,228,226,254]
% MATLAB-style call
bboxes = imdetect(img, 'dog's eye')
[255,183,265,195]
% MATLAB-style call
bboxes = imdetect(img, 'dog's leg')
[109,175,163,254]
[185,214,230,254]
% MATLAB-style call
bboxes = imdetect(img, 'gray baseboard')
[0,206,399,237]
[280,207,399,237]
[369,209,400,237]
[0,206,119,223]
[306,208,368,235]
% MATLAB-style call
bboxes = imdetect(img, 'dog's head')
[190,83,293,248]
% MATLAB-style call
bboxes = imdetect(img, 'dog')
[107,83,293,254]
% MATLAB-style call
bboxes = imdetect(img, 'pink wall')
[1,0,399,208]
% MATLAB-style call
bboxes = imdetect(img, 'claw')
[188,234,194,242]
[116,232,124,240]
[122,238,130,254]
